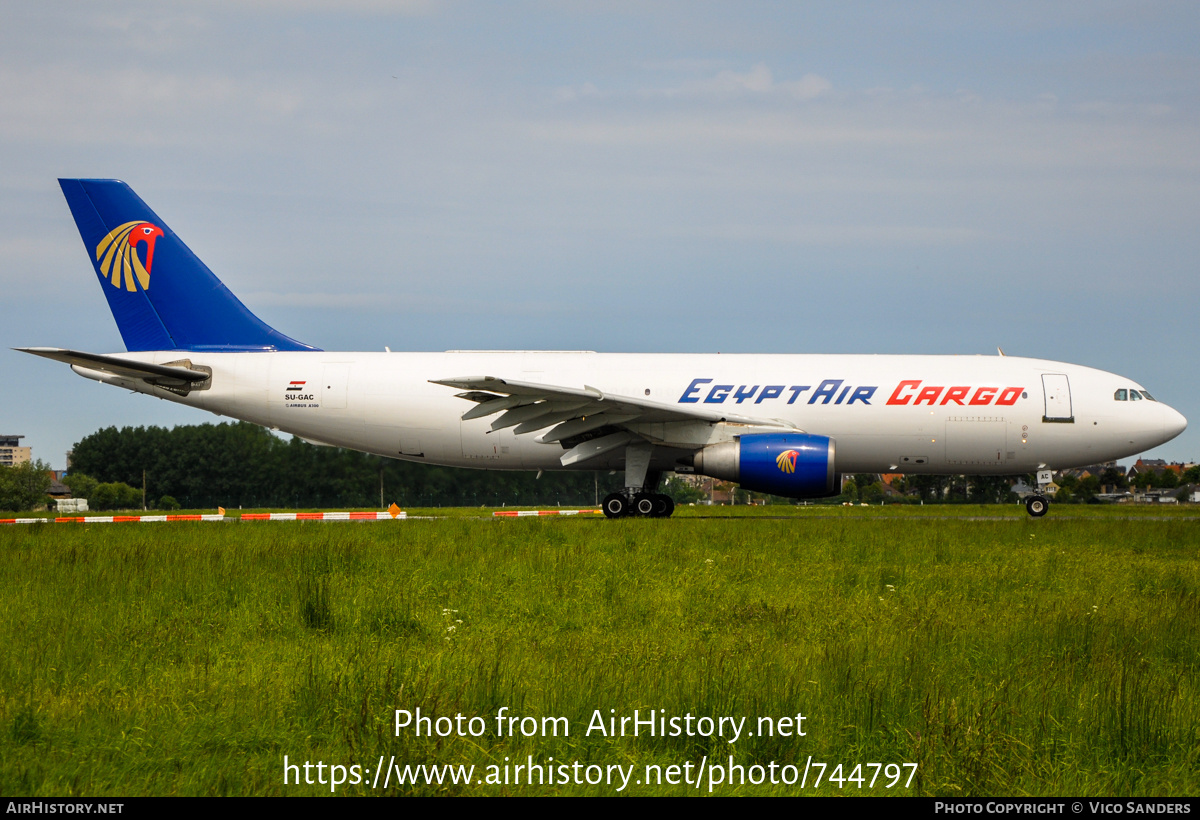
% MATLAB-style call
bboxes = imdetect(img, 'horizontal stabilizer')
[16,347,209,385]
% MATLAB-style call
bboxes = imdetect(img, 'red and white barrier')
[0,514,228,524]
[493,509,601,517]
[240,511,406,521]
[1,509,406,524]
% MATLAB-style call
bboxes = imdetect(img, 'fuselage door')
[1041,374,1073,423]
[323,363,351,410]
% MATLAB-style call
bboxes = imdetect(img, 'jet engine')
[692,433,839,498]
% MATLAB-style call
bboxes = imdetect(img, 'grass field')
[2,507,1199,796]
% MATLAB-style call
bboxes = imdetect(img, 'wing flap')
[491,400,591,432]
[536,413,639,443]
[462,395,525,421]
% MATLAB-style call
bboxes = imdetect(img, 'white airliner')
[20,180,1187,518]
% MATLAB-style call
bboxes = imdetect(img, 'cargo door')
[946,417,1008,465]
[460,419,518,466]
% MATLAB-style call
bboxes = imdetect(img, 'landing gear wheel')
[633,492,656,517]
[602,493,628,519]
[1025,495,1049,518]
[652,494,675,518]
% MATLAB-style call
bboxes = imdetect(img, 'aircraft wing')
[431,375,797,465]
[16,347,210,389]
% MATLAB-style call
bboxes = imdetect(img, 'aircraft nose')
[1163,404,1188,442]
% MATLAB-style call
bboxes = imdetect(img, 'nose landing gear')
[1025,468,1054,517]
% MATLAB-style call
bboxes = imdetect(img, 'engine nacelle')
[692,433,839,498]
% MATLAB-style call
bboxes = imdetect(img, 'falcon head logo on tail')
[59,178,318,352]
[95,221,163,292]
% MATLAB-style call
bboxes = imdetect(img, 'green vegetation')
[69,422,627,509]
[2,510,1198,796]
[60,473,142,512]
[0,460,51,512]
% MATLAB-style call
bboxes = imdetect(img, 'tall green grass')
[1,512,1198,795]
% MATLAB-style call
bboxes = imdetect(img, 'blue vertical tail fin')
[59,179,319,352]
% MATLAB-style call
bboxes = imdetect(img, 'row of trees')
[68,422,628,510]
[663,473,1024,507]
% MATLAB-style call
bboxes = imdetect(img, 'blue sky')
[2,1,1197,470]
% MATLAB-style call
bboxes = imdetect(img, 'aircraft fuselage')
[70,350,1184,476]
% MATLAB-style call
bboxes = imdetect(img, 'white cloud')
[520,89,1200,178]
[244,290,564,317]
[635,58,732,73]
[708,62,774,95]
[243,0,437,11]
[781,73,834,101]
[0,64,387,148]
[645,62,832,101]
[552,82,601,103]
[674,223,985,246]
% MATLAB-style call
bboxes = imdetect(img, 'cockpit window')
[1130,390,1142,401]
[1140,391,1156,401]
[1114,389,1127,401]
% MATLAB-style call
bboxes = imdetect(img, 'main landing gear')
[602,491,675,519]
[601,442,677,518]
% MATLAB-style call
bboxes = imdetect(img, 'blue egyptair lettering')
[705,385,733,403]
[787,386,810,404]
[733,385,759,403]
[757,385,784,403]
[848,386,876,405]
[679,378,712,403]
[809,379,844,404]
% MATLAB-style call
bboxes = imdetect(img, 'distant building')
[1134,488,1179,504]
[1012,479,1059,498]
[0,435,31,467]
[673,473,734,504]
[1060,461,1121,481]
[1128,459,1183,481]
